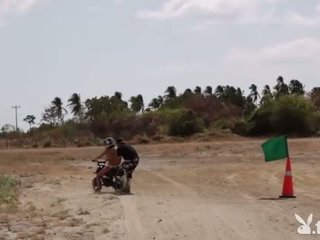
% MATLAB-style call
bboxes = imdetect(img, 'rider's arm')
[116,148,126,164]
[92,150,107,161]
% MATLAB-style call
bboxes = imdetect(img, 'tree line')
[1,76,320,144]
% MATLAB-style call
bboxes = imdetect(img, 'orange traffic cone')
[280,157,296,198]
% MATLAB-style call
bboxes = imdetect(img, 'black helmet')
[103,137,116,148]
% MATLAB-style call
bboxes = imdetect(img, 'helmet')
[103,137,116,148]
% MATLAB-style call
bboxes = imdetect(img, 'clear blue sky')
[1,0,320,130]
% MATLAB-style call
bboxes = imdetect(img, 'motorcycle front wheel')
[92,177,102,192]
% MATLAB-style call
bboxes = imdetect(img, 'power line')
[11,105,21,131]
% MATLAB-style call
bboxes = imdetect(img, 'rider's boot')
[124,178,131,194]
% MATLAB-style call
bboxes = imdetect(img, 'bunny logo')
[295,213,313,235]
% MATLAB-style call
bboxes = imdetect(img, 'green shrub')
[212,119,234,130]
[168,110,204,137]
[231,120,251,135]
[249,95,320,136]
[0,176,18,205]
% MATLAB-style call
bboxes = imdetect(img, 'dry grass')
[0,147,104,175]
[0,137,318,168]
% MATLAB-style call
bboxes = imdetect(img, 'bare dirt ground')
[1,138,320,240]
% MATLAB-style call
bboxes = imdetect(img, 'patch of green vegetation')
[0,175,19,205]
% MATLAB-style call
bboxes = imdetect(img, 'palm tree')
[204,86,213,96]
[149,96,163,110]
[137,94,144,112]
[249,84,260,104]
[130,94,144,113]
[215,85,224,98]
[157,95,164,108]
[274,76,289,97]
[289,80,305,95]
[42,106,56,125]
[262,85,272,97]
[149,98,160,110]
[23,115,36,131]
[164,86,177,102]
[183,88,193,96]
[235,87,245,107]
[261,85,273,104]
[194,86,202,95]
[51,97,67,124]
[215,86,245,107]
[277,75,284,84]
[244,96,256,115]
[114,91,122,100]
[68,93,84,122]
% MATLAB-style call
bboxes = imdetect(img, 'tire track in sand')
[126,167,212,240]
[119,167,198,240]
[119,195,147,240]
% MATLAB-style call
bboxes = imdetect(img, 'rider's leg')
[96,166,111,189]
[128,162,138,179]
[125,162,138,193]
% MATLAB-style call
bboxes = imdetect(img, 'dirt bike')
[92,160,130,194]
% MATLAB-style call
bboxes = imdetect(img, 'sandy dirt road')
[1,138,320,239]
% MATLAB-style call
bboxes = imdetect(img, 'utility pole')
[11,105,21,131]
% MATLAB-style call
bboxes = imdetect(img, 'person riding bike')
[92,137,121,191]
[116,137,140,191]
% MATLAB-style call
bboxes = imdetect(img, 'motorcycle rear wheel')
[92,177,102,192]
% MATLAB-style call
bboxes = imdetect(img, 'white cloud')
[281,0,320,26]
[137,0,282,24]
[286,1,320,26]
[286,12,320,26]
[225,37,320,64]
[138,0,257,20]
[137,0,320,27]
[113,0,123,5]
[0,0,42,24]
[317,0,320,12]
[0,0,41,15]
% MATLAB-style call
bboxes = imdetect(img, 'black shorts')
[122,160,139,178]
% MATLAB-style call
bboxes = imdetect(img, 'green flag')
[261,136,288,162]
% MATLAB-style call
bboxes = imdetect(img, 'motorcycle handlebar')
[92,159,107,163]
